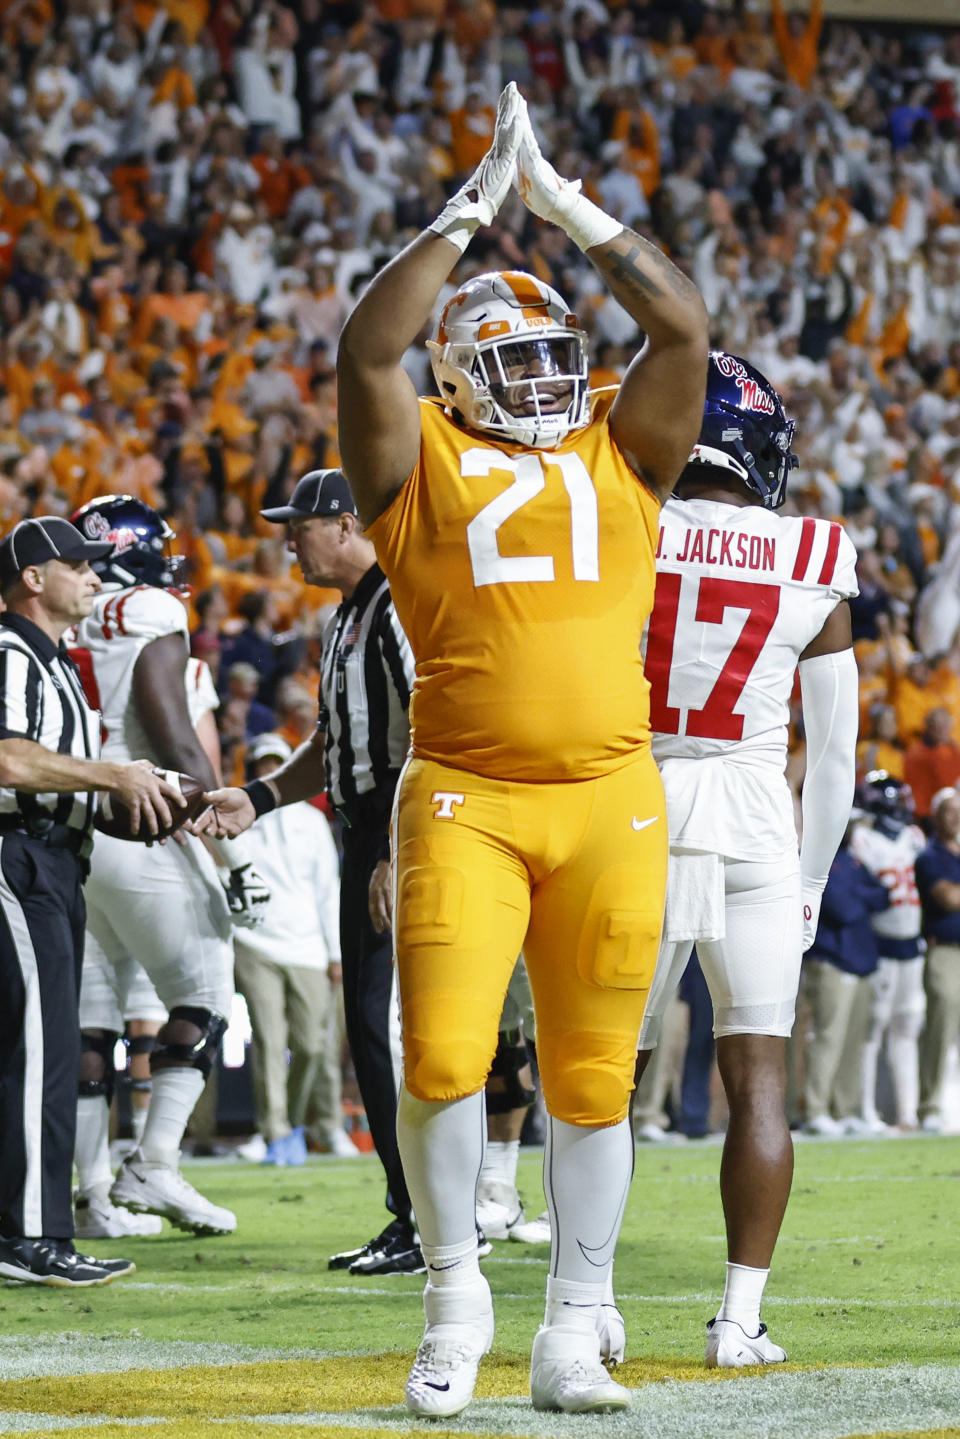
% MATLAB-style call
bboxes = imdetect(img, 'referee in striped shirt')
[199,470,421,1274]
[0,517,182,1288]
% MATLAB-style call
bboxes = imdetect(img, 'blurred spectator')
[222,660,275,741]
[802,829,890,1135]
[904,708,960,819]
[232,734,346,1166]
[916,787,960,1133]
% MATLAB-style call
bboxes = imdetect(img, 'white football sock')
[718,1261,769,1334]
[542,1115,633,1320]
[396,1085,484,1249]
[420,1234,480,1287]
[139,1068,205,1168]
[479,1139,519,1187]
[544,1273,605,1334]
[887,1026,921,1128]
[131,1103,149,1146]
[75,1095,112,1195]
[860,1036,882,1123]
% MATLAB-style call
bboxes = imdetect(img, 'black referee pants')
[0,836,86,1239]
[339,806,412,1229]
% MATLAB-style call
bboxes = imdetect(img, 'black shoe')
[348,1226,425,1276]
[329,1217,411,1271]
[477,1225,492,1259]
[0,1236,135,1287]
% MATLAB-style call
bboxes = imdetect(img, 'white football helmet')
[427,271,591,449]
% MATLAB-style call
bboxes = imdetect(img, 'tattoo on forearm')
[597,231,700,307]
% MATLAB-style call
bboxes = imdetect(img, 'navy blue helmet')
[855,770,915,838]
[681,351,798,509]
[71,495,186,589]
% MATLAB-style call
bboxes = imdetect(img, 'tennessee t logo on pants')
[432,792,465,820]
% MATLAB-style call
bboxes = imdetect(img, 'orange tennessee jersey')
[367,389,661,782]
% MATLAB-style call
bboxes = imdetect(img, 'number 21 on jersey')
[645,572,781,740]
[463,448,599,587]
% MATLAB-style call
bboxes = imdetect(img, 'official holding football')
[197,469,420,1275]
[0,516,181,1287]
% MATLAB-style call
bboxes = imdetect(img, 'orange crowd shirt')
[368,389,661,782]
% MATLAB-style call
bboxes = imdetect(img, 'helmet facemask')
[428,271,591,450]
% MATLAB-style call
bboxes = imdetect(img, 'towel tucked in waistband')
[663,850,725,943]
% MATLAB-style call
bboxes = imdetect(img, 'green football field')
[2,1133,960,1438]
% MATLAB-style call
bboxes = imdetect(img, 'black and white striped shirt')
[318,563,414,810]
[0,614,101,841]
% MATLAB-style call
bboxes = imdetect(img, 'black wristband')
[243,779,278,818]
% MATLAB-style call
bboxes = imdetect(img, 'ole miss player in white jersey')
[850,772,926,1131]
[637,353,860,1367]
[70,496,268,1237]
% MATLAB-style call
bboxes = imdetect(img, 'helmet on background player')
[853,770,916,839]
[679,351,798,509]
[71,495,187,589]
[427,270,591,449]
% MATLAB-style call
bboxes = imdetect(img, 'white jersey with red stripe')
[185,655,219,729]
[642,498,858,860]
[849,819,924,942]
[73,585,190,764]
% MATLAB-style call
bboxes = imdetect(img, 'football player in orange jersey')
[199,84,708,1417]
[337,84,707,1418]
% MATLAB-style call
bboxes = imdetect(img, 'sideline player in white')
[636,353,859,1366]
[849,772,926,1131]
[70,495,269,1236]
[73,653,226,1238]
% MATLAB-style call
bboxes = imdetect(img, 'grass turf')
[1,1134,959,1436]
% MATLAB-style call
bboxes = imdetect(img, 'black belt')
[0,816,89,856]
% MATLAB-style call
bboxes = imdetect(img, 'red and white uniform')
[640,499,858,1043]
[74,587,233,1031]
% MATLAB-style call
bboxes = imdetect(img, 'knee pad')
[152,1007,227,1078]
[79,1030,119,1103]
[486,1030,536,1115]
[539,1033,634,1127]
[405,1038,491,1103]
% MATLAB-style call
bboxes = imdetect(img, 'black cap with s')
[0,516,114,589]
[260,468,358,523]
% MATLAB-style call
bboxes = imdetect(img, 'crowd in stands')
[2,0,960,1134]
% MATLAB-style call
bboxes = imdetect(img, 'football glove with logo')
[514,98,622,252]
[221,862,270,930]
[428,82,524,253]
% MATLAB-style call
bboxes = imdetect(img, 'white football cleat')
[802,1113,843,1137]
[530,1326,630,1412]
[705,1317,787,1367]
[326,1128,359,1157]
[75,1191,163,1239]
[405,1278,494,1418]
[597,1301,626,1368]
[110,1153,236,1235]
[509,1209,551,1244]
[841,1114,891,1137]
[476,1179,524,1239]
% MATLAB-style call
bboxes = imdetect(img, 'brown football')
[95,771,209,843]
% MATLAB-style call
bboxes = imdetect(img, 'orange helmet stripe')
[500,271,548,307]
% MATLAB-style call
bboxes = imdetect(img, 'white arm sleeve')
[798,647,859,949]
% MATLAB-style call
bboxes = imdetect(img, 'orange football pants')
[393,750,667,1126]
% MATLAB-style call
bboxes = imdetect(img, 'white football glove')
[221,862,270,930]
[428,81,524,253]
[801,882,824,953]
[514,104,622,252]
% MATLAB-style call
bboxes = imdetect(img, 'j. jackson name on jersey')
[655,527,776,572]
